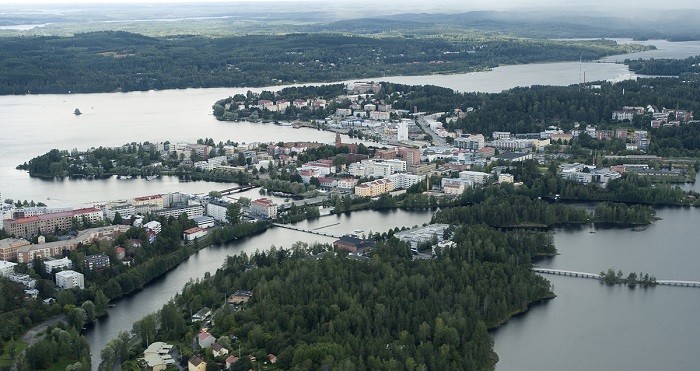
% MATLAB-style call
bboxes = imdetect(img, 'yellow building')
[0,238,31,261]
[354,179,395,197]
[188,355,206,371]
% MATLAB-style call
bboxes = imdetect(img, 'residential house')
[228,290,253,305]
[192,307,211,321]
[188,355,206,371]
[211,343,229,358]
[197,332,216,349]
[225,356,239,368]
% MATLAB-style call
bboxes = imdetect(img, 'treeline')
[484,160,699,207]
[15,323,90,371]
[0,31,645,95]
[118,228,553,370]
[432,194,590,227]
[592,202,657,225]
[626,56,700,76]
[600,268,657,287]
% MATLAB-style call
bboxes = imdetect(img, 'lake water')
[0,39,699,370]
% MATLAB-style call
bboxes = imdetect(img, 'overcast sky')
[0,0,698,8]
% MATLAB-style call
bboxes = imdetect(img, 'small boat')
[354,229,364,234]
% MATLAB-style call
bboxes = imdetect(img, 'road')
[418,114,449,147]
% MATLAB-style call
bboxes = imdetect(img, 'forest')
[118,225,555,370]
[0,31,647,95]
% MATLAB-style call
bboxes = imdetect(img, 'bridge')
[656,280,700,288]
[532,268,600,280]
[272,223,343,239]
[219,185,258,195]
[532,268,700,288]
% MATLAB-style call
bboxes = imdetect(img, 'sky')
[0,0,698,8]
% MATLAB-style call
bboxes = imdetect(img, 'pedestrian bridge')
[532,268,700,288]
[532,268,600,279]
[272,223,342,239]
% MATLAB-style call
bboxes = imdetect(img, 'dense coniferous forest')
[126,231,554,370]
[626,56,700,75]
[0,31,647,94]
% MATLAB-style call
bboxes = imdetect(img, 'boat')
[145,175,159,181]
[354,229,364,234]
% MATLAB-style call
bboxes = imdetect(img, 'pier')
[532,268,700,288]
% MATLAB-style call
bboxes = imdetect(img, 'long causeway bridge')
[533,268,700,288]
[272,223,343,239]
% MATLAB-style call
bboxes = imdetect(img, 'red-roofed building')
[318,177,338,188]
[251,198,278,219]
[225,356,239,368]
[183,227,207,242]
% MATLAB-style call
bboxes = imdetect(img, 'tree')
[333,154,348,173]
[226,203,241,225]
[67,308,87,330]
[113,212,123,225]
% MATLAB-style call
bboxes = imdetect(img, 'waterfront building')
[250,198,278,219]
[183,227,207,242]
[193,216,215,229]
[354,179,394,197]
[333,235,375,253]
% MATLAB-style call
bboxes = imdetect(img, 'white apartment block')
[55,270,85,289]
[459,171,491,185]
[206,199,229,223]
[388,173,423,189]
[0,260,17,277]
[44,257,73,274]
